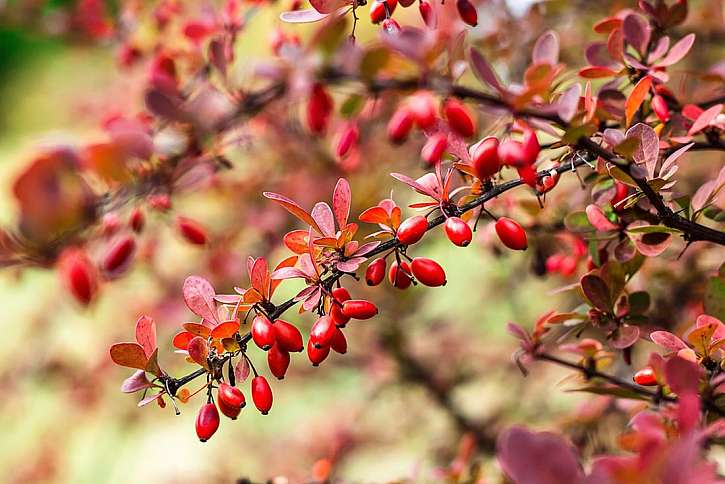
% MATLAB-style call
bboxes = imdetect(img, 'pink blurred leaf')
[660,142,693,175]
[390,172,438,199]
[664,356,701,395]
[234,357,250,383]
[336,257,366,272]
[135,315,157,359]
[271,267,308,280]
[470,48,505,93]
[688,104,722,136]
[280,8,329,23]
[183,276,220,325]
[532,30,559,65]
[309,0,350,13]
[138,392,165,407]
[250,257,269,297]
[656,33,695,67]
[497,426,584,484]
[650,330,688,351]
[557,84,581,122]
[611,324,640,349]
[354,241,380,256]
[110,343,148,371]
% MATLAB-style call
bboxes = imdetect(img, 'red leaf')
[183,276,220,326]
[110,342,148,371]
[172,331,194,350]
[250,257,269,299]
[263,192,321,233]
[284,230,310,254]
[182,322,211,337]
[332,178,351,230]
[622,13,650,54]
[359,206,389,225]
[688,104,722,136]
[271,256,299,295]
[210,320,240,339]
[187,336,210,370]
[135,315,156,359]
[390,172,438,199]
[579,66,617,78]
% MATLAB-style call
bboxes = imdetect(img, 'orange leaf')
[181,322,211,337]
[625,76,652,127]
[110,342,148,370]
[211,320,240,339]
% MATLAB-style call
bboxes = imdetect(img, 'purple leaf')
[602,128,625,148]
[144,89,182,120]
[581,274,612,312]
[470,48,505,93]
[234,357,250,383]
[610,324,640,349]
[647,35,670,63]
[650,330,688,351]
[121,370,153,393]
[138,392,165,407]
[629,228,672,257]
[532,30,559,65]
[622,13,651,54]
[660,142,693,175]
[664,356,701,395]
[586,42,616,67]
[390,172,438,198]
[353,241,381,256]
[280,8,329,23]
[656,33,695,67]
[625,123,659,170]
[336,257,366,272]
[332,178,351,229]
[302,286,322,311]
[183,276,220,325]
[557,84,581,122]
[497,426,584,484]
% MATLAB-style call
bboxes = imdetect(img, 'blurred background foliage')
[0,0,722,482]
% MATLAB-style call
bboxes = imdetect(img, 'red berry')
[307,338,330,366]
[310,315,336,348]
[382,18,401,34]
[217,395,241,420]
[195,403,220,442]
[148,193,171,211]
[495,217,528,251]
[365,258,387,286]
[267,343,291,380]
[497,139,526,167]
[558,256,578,276]
[517,164,538,188]
[419,0,435,28]
[336,123,359,158]
[411,257,447,287]
[408,92,436,129]
[274,320,304,353]
[387,108,414,144]
[388,260,413,289]
[129,207,145,233]
[177,216,208,245]
[332,287,351,302]
[421,132,448,165]
[330,303,350,327]
[611,182,629,212]
[252,314,276,350]
[444,217,472,247]
[471,137,500,179]
[397,215,428,245]
[633,367,657,386]
[60,249,98,306]
[342,300,379,320]
[546,254,564,273]
[307,83,333,135]
[251,376,273,414]
[330,327,347,354]
[443,99,476,138]
[102,235,137,273]
[102,213,121,236]
[456,0,477,26]
[651,95,670,123]
[370,0,396,24]
[218,382,245,412]
[521,128,540,165]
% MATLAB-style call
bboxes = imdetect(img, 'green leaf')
[564,211,594,232]
[340,95,364,118]
[626,225,680,234]
[705,270,725,321]
[360,46,390,80]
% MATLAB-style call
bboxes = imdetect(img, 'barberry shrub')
[1,0,724,481]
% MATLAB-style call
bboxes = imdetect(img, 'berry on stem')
[443,99,476,138]
[397,215,428,245]
[310,315,336,348]
[177,216,208,245]
[330,327,347,354]
[274,320,304,352]
[251,314,276,350]
[421,132,448,165]
[471,137,500,179]
[307,338,331,366]
[251,376,273,414]
[387,108,414,143]
[456,0,477,26]
[411,257,447,287]
[389,260,413,289]
[495,217,528,251]
[444,217,473,247]
[267,343,291,380]
[633,367,657,386]
[365,257,387,286]
[103,235,137,274]
[195,403,220,442]
[341,299,379,320]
